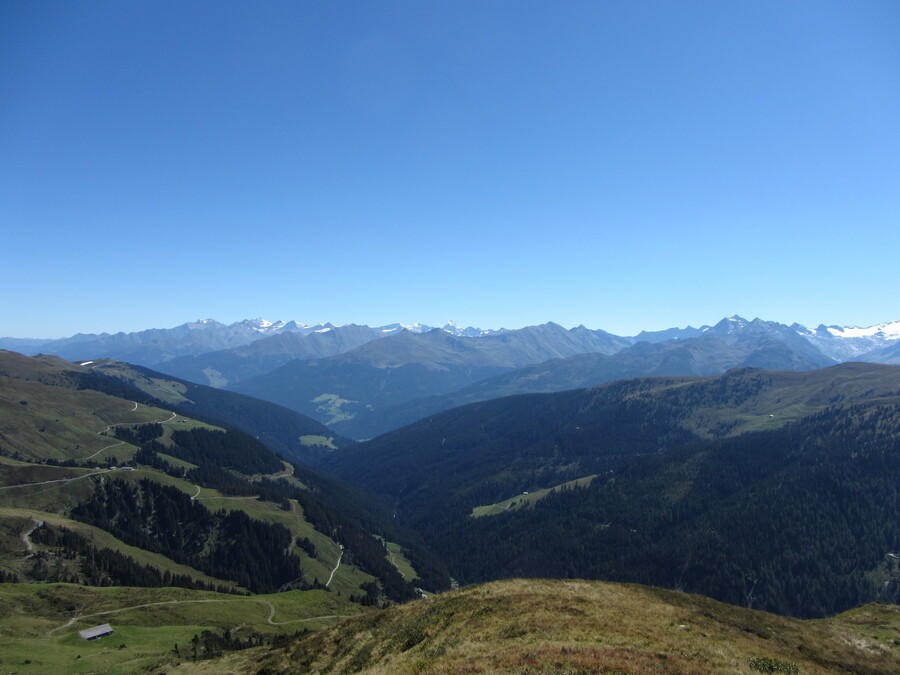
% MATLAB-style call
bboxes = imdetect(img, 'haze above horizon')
[3,1,898,338]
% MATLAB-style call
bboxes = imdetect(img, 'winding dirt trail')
[20,517,43,557]
[0,470,110,492]
[326,545,344,588]
[81,440,124,461]
[194,495,259,501]
[45,597,354,635]
[77,406,177,461]
[3,406,183,492]
[97,408,177,434]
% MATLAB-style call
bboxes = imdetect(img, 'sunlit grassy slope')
[0,349,392,602]
[471,474,598,517]
[0,582,363,674]
[232,578,900,675]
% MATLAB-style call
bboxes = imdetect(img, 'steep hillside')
[86,358,352,463]
[0,350,448,608]
[219,579,900,674]
[324,363,899,499]
[323,363,900,618]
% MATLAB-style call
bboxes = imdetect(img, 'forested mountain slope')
[0,349,448,606]
[87,358,352,463]
[323,363,900,618]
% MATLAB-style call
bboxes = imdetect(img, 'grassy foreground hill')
[180,578,900,674]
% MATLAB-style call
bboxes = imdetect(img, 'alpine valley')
[1,315,899,673]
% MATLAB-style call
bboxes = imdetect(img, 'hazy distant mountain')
[379,320,501,338]
[4,315,900,417]
[0,318,496,368]
[0,319,270,366]
[344,317,839,438]
[628,324,709,343]
[631,317,900,363]
[155,324,390,387]
[860,339,900,365]
[793,318,900,361]
[228,323,631,437]
[155,322,510,388]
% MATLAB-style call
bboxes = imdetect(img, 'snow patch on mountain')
[823,320,900,339]
[239,318,300,334]
[793,319,900,361]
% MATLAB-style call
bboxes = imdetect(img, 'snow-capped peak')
[440,321,497,337]
[238,318,300,334]
[707,315,750,335]
[823,319,900,340]
[187,318,223,329]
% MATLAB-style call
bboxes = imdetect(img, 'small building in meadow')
[78,624,114,640]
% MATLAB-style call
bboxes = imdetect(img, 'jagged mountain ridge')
[337,319,840,438]
[0,318,498,367]
[4,315,900,440]
[154,324,392,388]
[4,315,898,371]
[226,317,844,439]
[158,321,629,389]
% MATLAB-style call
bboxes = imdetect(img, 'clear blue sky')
[3,1,898,338]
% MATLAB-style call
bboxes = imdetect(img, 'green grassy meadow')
[0,583,364,674]
[311,393,356,425]
[471,474,598,517]
[298,435,336,450]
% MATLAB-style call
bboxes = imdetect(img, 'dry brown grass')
[220,578,900,675]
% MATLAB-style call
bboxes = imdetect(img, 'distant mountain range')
[225,323,628,434]
[226,315,900,439]
[337,316,839,438]
[4,315,899,439]
[4,315,899,368]
[0,318,500,366]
